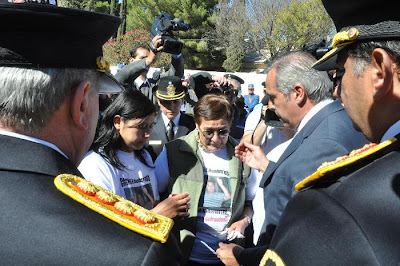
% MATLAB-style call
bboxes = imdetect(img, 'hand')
[227,218,248,236]
[151,192,190,219]
[235,142,269,173]
[216,243,243,266]
[146,35,163,66]
[212,75,229,87]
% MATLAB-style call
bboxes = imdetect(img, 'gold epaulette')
[259,249,285,266]
[54,174,173,243]
[295,137,397,192]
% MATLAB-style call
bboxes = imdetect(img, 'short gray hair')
[343,40,400,77]
[265,51,332,103]
[0,67,100,134]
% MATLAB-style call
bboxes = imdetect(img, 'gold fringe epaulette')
[259,249,285,266]
[54,174,173,243]
[295,137,397,192]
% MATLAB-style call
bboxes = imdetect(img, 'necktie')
[168,120,175,141]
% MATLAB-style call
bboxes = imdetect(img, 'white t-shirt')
[78,150,159,210]
[244,108,290,245]
[244,107,287,155]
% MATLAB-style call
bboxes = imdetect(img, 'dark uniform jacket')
[146,112,195,161]
[262,134,400,265]
[0,134,182,265]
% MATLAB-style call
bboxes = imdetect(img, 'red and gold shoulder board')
[54,174,173,243]
[259,249,285,266]
[295,137,397,192]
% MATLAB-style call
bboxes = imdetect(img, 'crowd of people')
[2,0,400,265]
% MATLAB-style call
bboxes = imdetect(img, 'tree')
[125,0,223,70]
[118,0,128,37]
[59,0,110,12]
[110,0,118,16]
[246,0,289,57]
[213,0,249,72]
[266,0,333,57]
[103,28,170,67]
[86,0,95,11]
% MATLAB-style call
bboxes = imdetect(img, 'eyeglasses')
[200,128,230,139]
[132,123,153,131]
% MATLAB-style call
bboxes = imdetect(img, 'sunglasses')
[200,128,230,139]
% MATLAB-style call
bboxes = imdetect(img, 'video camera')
[150,11,190,55]
[209,83,238,97]
[303,39,332,60]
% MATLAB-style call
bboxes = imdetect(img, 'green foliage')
[213,0,249,71]
[110,0,118,16]
[102,28,170,67]
[266,0,333,56]
[125,0,222,69]
[222,41,245,72]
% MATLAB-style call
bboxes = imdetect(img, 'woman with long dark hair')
[79,89,189,218]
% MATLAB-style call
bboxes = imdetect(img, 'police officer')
[258,0,400,264]
[0,2,182,264]
[146,76,195,161]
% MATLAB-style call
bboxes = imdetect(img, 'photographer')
[114,35,184,108]
[189,71,233,100]
[189,71,245,139]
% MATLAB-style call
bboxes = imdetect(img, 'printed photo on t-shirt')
[203,176,232,208]
[121,175,156,209]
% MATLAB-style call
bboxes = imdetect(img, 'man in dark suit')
[254,0,400,264]
[0,3,182,264]
[113,38,184,108]
[147,76,195,161]
[216,50,368,265]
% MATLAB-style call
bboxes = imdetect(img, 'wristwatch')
[244,215,251,225]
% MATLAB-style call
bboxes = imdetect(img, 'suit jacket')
[146,112,195,161]
[238,100,368,265]
[0,134,182,265]
[264,134,400,265]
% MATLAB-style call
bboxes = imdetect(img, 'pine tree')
[125,0,223,69]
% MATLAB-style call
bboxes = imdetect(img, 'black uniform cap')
[313,0,400,71]
[155,76,185,101]
[224,74,244,84]
[0,2,123,94]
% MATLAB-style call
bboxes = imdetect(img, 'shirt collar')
[381,120,400,142]
[0,130,69,159]
[295,98,335,134]
[134,76,147,88]
[161,111,181,128]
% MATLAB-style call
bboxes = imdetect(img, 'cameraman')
[189,71,235,100]
[114,35,184,107]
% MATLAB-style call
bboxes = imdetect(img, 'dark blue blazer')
[238,100,368,265]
